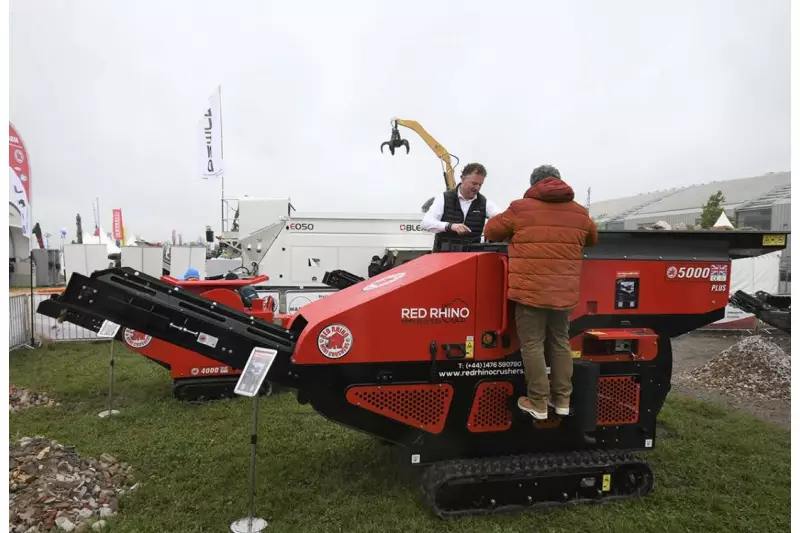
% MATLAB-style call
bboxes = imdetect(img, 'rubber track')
[420,449,654,520]
[172,378,273,403]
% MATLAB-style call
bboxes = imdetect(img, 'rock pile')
[686,335,790,401]
[9,385,59,412]
[9,436,138,532]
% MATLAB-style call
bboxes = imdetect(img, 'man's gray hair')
[530,165,561,186]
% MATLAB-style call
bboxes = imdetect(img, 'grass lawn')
[9,342,791,533]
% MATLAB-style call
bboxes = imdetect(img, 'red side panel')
[120,328,237,379]
[596,376,640,426]
[290,251,732,367]
[294,253,480,365]
[474,255,507,335]
[345,384,454,434]
[199,289,246,311]
[467,381,513,433]
[118,285,272,379]
[577,260,730,317]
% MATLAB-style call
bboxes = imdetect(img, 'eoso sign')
[288,222,315,231]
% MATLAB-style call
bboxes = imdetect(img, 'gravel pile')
[685,336,790,401]
[10,385,59,412]
[9,436,138,532]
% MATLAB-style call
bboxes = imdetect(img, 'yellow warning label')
[465,336,474,359]
[762,234,786,246]
[602,474,611,491]
[571,350,582,359]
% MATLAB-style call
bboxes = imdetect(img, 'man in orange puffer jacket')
[484,165,598,420]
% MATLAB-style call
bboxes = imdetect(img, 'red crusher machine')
[39,229,788,518]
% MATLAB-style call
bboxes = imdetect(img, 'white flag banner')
[198,85,224,179]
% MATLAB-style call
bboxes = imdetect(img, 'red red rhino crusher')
[38,229,789,518]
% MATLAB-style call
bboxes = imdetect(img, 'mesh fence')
[31,293,98,343]
[9,291,99,350]
[8,295,30,349]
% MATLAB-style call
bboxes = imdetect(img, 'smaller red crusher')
[39,273,290,400]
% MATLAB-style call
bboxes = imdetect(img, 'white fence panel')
[9,295,29,349]
[9,293,100,349]
[32,293,99,342]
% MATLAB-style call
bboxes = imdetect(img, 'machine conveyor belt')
[42,267,297,371]
[728,290,791,333]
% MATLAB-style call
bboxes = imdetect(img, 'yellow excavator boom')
[380,118,459,212]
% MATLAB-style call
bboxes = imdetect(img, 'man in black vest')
[421,162,502,251]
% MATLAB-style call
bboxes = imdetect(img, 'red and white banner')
[9,123,31,237]
[112,209,124,241]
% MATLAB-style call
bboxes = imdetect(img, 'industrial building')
[589,171,791,291]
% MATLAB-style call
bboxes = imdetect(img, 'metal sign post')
[229,347,277,533]
[19,252,36,350]
[96,320,121,418]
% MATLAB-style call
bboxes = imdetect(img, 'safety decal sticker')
[97,320,121,339]
[362,272,406,292]
[123,328,152,349]
[465,335,474,359]
[317,324,354,359]
[762,234,786,246]
[197,332,219,348]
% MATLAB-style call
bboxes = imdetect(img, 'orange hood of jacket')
[483,177,598,310]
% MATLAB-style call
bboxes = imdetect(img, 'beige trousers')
[514,303,573,406]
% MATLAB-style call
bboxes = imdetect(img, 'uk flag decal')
[710,264,728,282]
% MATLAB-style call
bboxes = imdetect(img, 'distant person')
[484,164,598,420]
[421,163,502,251]
[183,268,200,281]
[368,255,390,278]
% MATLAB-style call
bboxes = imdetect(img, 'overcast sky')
[10,0,790,241]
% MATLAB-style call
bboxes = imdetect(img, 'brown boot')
[517,396,548,420]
